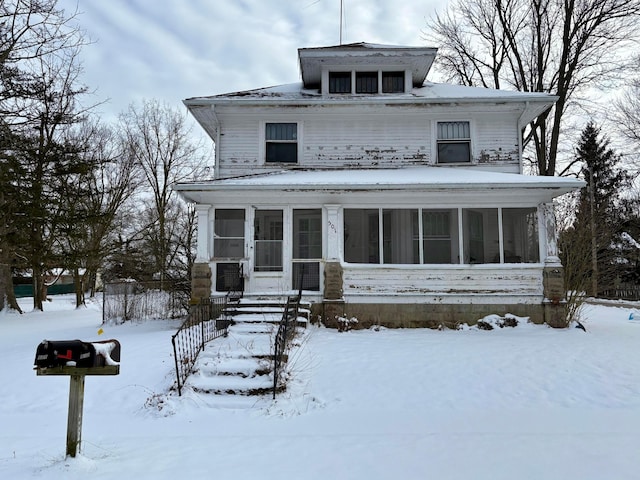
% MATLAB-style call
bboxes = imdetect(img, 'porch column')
[323,205,344,325]
[325,204,342,261]
[540,202,561,266]
[192,204,212,303]
[195,204,211,263]
[539,202,567,327]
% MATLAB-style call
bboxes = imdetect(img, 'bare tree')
[615,56,640,154]
[424,0,640,176]
[119,100,208,290]
[57,119,140,307]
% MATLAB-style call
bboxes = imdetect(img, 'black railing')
[272,290,302,399]
[171,296,230,396]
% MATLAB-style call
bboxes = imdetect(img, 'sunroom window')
[266,123,297,163]
[423,209,459,264]
[502,208,539,263]
[437,121,471,164]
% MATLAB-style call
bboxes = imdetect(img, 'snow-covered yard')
[1,295,640,479]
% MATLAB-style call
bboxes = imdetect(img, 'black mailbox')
[35,339,121,375]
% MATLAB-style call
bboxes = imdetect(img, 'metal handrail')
[272,290,302,399]
[171,295,230,396]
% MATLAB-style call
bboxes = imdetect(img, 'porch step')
[182,297,306,400]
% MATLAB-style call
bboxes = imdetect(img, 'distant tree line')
[0,1,208,312]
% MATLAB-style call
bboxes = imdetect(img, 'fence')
[103,281,188,324]
[272,293,301,399]
[600,284,640,301]
[171,296,230,396]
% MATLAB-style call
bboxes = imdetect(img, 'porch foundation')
[322,261,345,323]
[191,262,212,304]
[322,302,544,329]
[542,264,569,328]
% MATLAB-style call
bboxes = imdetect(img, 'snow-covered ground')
[1,295,640,479]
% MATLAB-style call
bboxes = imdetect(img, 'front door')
[252,209,285,292]
[292,209,322,291]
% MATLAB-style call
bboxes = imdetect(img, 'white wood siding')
[216,105,523,178]
[474,114,520,167]
[342,265,543,298]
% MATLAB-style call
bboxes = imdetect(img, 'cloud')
[58,0,443,122]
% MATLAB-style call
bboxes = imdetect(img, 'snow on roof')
[176,166,583,192]
[185,81,555,103]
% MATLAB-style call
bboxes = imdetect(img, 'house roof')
[297,42,438,88]
[175,166,584,204]
[184,82,557,137]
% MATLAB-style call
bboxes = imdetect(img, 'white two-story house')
[175,43,583,328]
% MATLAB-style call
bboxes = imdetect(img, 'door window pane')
[214,209,244,258]
[254,210,283,271]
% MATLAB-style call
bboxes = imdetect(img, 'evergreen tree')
[560,122,632,296]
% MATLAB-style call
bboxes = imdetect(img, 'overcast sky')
[58,0,444,124]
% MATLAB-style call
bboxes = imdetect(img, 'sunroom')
[176,166,581,327]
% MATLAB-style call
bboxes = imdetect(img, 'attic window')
[356,72,378,93]
[266,123,297,163]
[437,121,471,164]
[382,72,405,93]
[329,72,351,93]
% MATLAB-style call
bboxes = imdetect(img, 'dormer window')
[329,72,351,93]
[326,70,407,94]
[437,121,471,164]
[382,72,405,93]
[356,72,378,93]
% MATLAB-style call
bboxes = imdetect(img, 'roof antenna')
[339,0,343,45]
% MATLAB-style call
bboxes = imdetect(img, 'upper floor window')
[329,72,351,93]
[437,121,471,164]
[356,72,378,94]
[382,72,405,93]
[266,123,297,163]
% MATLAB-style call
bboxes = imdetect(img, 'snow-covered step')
[230,322,276,335]
[195,357,271,378]
[232,312,283,323]
[188,372,275,395]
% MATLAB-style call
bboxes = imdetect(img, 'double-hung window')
[437,121,471,164]
[266,123,297,163]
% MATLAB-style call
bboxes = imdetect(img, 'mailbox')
[34,339,121,374]
[34,338,121,458]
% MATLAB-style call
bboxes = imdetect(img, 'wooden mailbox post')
[34,339,121,458]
